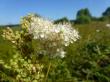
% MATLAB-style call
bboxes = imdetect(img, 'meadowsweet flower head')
[28,15,79,44]
[26,14,80,57]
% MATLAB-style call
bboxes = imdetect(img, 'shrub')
[76,15,91,24]
[76,8,92,24]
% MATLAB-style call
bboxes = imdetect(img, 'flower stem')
[45,62,51,82]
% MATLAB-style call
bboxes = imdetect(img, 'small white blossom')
[32,66,36,73]
[56,48,66,58]
[40,34,45,38]
[106,24,110,28]
[60,50,66,58]
[96,29,100,32]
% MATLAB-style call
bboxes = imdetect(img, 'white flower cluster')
[29,16,79,46]
[27,15,80,57]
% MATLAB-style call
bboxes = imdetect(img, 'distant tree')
[76,8,92,24]
[77,8,92,18]
[103,7,110,16]
[54,17,69,24]
[92,7,110,22]
[76,15,91,24]
[102,7,110,22]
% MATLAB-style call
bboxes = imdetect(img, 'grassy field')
[0,21,110,81]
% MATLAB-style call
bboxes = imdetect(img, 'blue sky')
[0,0,110,25]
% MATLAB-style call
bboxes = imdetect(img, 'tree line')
[54,7,110,24]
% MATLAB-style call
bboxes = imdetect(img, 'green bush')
[75,8,92,24]
[76,16,91,24]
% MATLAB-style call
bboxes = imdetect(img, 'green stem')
[45,62,51,82]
